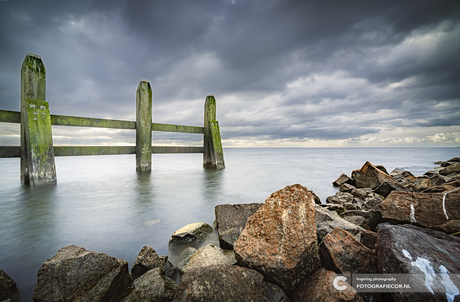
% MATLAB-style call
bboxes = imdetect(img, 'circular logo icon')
[333,275,347,291]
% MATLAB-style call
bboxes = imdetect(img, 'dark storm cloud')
[0,0,459,146]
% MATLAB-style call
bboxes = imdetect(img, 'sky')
[1,0,459,148]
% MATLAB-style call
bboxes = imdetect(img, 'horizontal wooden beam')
[152,123,204,134]
[0,146,21,158]
[54,146,136,156]
[0,145,204,158]
[152,146,203,153]
[51,115,136,129]
[0,110,21,123]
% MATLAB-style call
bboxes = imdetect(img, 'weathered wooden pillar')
[203,95,225,169]
[20,53,57,186]
[136,80,152,172]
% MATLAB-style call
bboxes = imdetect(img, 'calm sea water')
[0,147,458,300]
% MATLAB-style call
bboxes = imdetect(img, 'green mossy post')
[203,95,225,169]
[136,80,152,172]
[20,53,57,186]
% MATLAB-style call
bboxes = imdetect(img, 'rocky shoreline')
[1,158,459,301]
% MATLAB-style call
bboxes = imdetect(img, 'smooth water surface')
[0,147,458,300]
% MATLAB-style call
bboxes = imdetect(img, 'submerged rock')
[173,264,289,302]
[33,244,132,302]
[215,203,263,250]
[168,222,214,246]
[234,184,321,295]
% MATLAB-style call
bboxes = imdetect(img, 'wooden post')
[20,53,57,186]
[136,80,152,172]
[203,95,225,169]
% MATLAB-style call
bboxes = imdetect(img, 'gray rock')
[0,270,20,302]
[326,192,354,204]
[350,188,373,200]
[340,183,356,193]
[121,267,178,302]
[360,229,378,250]
[131,246,176,281]
[315,205,364,243]
[33,244,132,302]
[340,209,383,231]
[215,203,263,250]
[172,264,289,302]
[177,244,236,274]
[377,224,460,302]
[342,215,367,229]
[374,180,410,197]
[333,174,354,187]
[440,162,460,176]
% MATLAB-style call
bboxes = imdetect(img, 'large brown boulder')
[355,162,397,189]
[33,245,132,302]
[234,184,321,295]
[215,203,263,250]
[379,191,460,234]
[320,228,377,275]
[172,264,289,302]
[376,224,460,302]
[292,268,363,302]
[0,270,20,302]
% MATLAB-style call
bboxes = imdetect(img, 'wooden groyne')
[0,53,225,187]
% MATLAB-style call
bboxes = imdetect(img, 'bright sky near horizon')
[1,0,459,147]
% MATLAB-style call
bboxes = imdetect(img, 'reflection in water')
[202,168,224,204]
